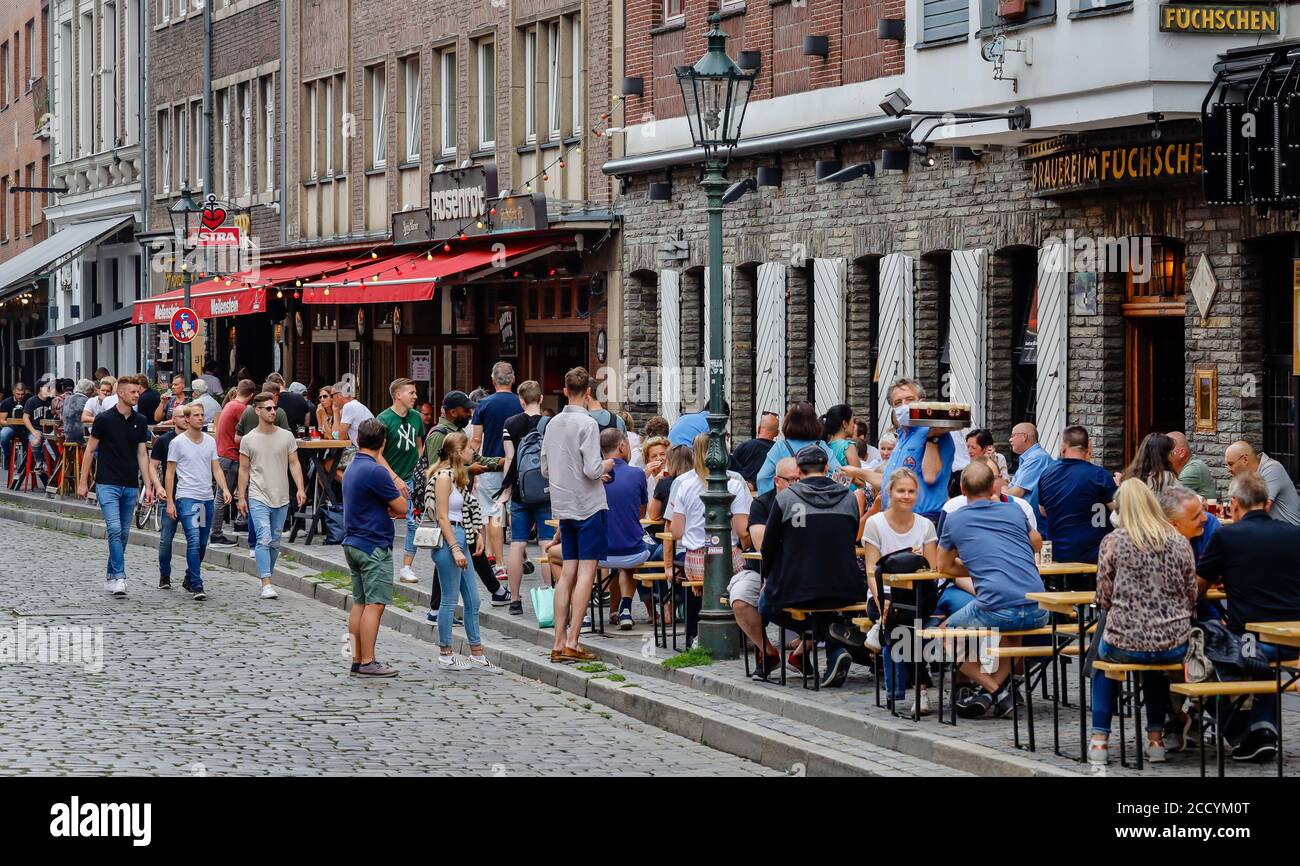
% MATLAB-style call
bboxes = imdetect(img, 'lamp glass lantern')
[674,17,757,159]
[168,185,203,247]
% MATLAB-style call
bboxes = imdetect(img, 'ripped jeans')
[247,499,288,578]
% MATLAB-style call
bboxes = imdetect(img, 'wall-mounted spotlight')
[819,162,876,184]
[878,19,906,42]
[911,145,937,168]
[953,146,983,162]
[815,159,842,181]
[757,165,783,187]
[881,148,910,172]
[879,88,913,118]
[804,35,829,58]
[738,51,762,72]
[622,77,644,97]
[649,180,673,201]
[722,177,758,204]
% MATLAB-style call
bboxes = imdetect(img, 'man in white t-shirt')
[165,404,232,600]
[331,381,375,446]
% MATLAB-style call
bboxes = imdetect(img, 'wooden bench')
[1093,660,1184,769]
[780,603,869,691]
[1170,678,1297,778]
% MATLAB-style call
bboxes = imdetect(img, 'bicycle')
[134,480,161,531]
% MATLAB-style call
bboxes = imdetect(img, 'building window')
[262,75,274,193]
[0,175,7,241]
[1125,238,1184,301]
[367,64,386,169]
[101,1,117,150]
[191,98,202,189]
[1,41,9,106]
[307,81,317,180]
[25,164,35,234]
[978,0,1057,33]
[321,77,333,177]
[477,40,495,150]
[24,20,34,88]
[439,49,456,157]
[219,88,230,198]
[921,0,969,44]
[177,103,188,188]
[124,1,138,145]
[339,73,349,171]
[58,21,72,159]
[160,0,169,23]
[240,81,252,196]
[402,56,420,163]
[78,12,92,156]
[524,29,537,143]
[570,16,581,135]
[547,22,561,139]
[664,0,684,20]
[158,109,171,193]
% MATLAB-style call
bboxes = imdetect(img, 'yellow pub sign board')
[1159,3,1278,34]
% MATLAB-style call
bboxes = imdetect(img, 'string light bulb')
[459,232,467,241]
[558,159,566,169]
[293,291,301,300]
[295,279,302,287]
[490,207,497,216]
[426,252,433,261]
[476,221,485,229]
[276,289,284,299]
[323,288,331,297]
[443,243,451,253]
[371,251,378,260]
[542,173,550,182]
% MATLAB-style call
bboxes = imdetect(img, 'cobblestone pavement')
[0,517,774,777]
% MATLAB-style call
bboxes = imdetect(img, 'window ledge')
[541,139,563,151]
[469,148,496,159]
[563,135,581,147]
[1067,2,1132,20]
[397,160,421,171]
[916,34,968,50]
[974,14,1057,38]
[719,4,747,19]
[651,19,686,36]
[364,166,386,177]
[434,154,458,166]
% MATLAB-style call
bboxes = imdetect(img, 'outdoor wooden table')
[290,439,348,545]
[1245,621,1300,777]
[1206,587,1227,601]
[640,517,656,526]
[2,418,26,426]
[1035,561,1098,592]
[880,570,949,589]
[742,551,761,561]
[1027,590,1097,761]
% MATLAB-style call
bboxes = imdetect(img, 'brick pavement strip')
[0,515,774,777]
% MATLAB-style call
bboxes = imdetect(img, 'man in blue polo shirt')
[343,418,408,678]
[668,397,721,447]
[878,378,953,524]
[598,428,651,630]
[1037,425,1116,565]
[1008,421,1052,528]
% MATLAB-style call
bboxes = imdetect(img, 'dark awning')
[0,215,135,302]
[19,305,133,351]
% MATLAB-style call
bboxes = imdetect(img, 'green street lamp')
[675,14,756,660]
[168,185,203,399]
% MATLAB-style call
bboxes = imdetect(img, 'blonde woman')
[1089,478,1197,766]
[861,467,939,714]
[426,431,491,671]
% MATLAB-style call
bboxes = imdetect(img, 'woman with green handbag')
[426,432,493,671]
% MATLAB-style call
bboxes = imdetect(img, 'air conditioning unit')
[998,0,1028,17]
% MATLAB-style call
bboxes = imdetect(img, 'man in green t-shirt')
[1169,431,1217,499]
[377,378,424,583]
[235,381,291,437]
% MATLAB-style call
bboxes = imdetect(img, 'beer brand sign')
[1022,131,1203,196]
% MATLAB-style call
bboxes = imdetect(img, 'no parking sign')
[170,307,199,344]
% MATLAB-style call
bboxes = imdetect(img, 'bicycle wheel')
[135,493,157,530]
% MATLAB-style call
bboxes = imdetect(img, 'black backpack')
[516,416,551,507]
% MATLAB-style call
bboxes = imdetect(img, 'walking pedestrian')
[77,375,163,598]
[541,367,613,662]
[426,431,493,670]
[344,418,407,678]
[376,378,422,584]
[209,379,255,546]
[469,361,523,589]
[154,404,189,588]
[164,405,231,600]
[237,392,307,598]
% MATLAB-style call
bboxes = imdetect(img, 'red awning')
[132,258,352,323]
[301,240,556,305]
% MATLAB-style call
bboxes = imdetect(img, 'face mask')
[893,404,911,430]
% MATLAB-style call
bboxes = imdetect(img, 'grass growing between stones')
[316,570,351,590]
[661,646,712,669]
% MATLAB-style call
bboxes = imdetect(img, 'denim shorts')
[560,511,608,562]
[944,600,1050,632]
[510,499,555,543]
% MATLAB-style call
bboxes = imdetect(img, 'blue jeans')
[248,499,288,578]
[403,475,417,557]
[176,498,213,591]
[431,524,481,648]
[927,584,976,627]
[158,508,180,579]
[1090,636,1186,735]
[1245,642,1299,736]
[97,483,137,580]
[0,425,16,468]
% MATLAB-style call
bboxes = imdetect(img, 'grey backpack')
[516,416,551,507]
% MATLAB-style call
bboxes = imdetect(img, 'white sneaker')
[909,688,931,717]
[260,584,279,599]
[437,653,473,671]
[112,579,127,598]
[1088,738,1111,766]
[397,565,419,584]
[467,654,498,671]
[865,621,882,653]
[247,547,258,559]
[1145,740,1167,763]
[104,578,115,593]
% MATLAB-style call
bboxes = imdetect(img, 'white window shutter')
[877,252,915,438]
[659,269,681,426]
[755,262,787,429]
[813,257,847,415]
[947,249,989,427]
[1036,242,1069,458]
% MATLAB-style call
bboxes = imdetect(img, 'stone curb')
[0,490,941,777]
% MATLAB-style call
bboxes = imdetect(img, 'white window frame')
[340,73,349,170]
[524,29,536,143]
[192,98,202,189]
[177,102,187,188]
[263,75,274,192]
[25,20,35,85]
[77,12,92,157]
[664,0,685,20]
[403,57,420,163]
[370,65,386,169]
[322,77,332,178]
[440,50,456,157]
[101,2,117,151]
[477,41,495,150]
[571,16,582,135]
[240,82,252,196]
[308,81,318,180]
[159,110,171,194]
[547,22,561,139]
[220,88,230,199]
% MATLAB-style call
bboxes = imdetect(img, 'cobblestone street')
[0,517,773,777]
